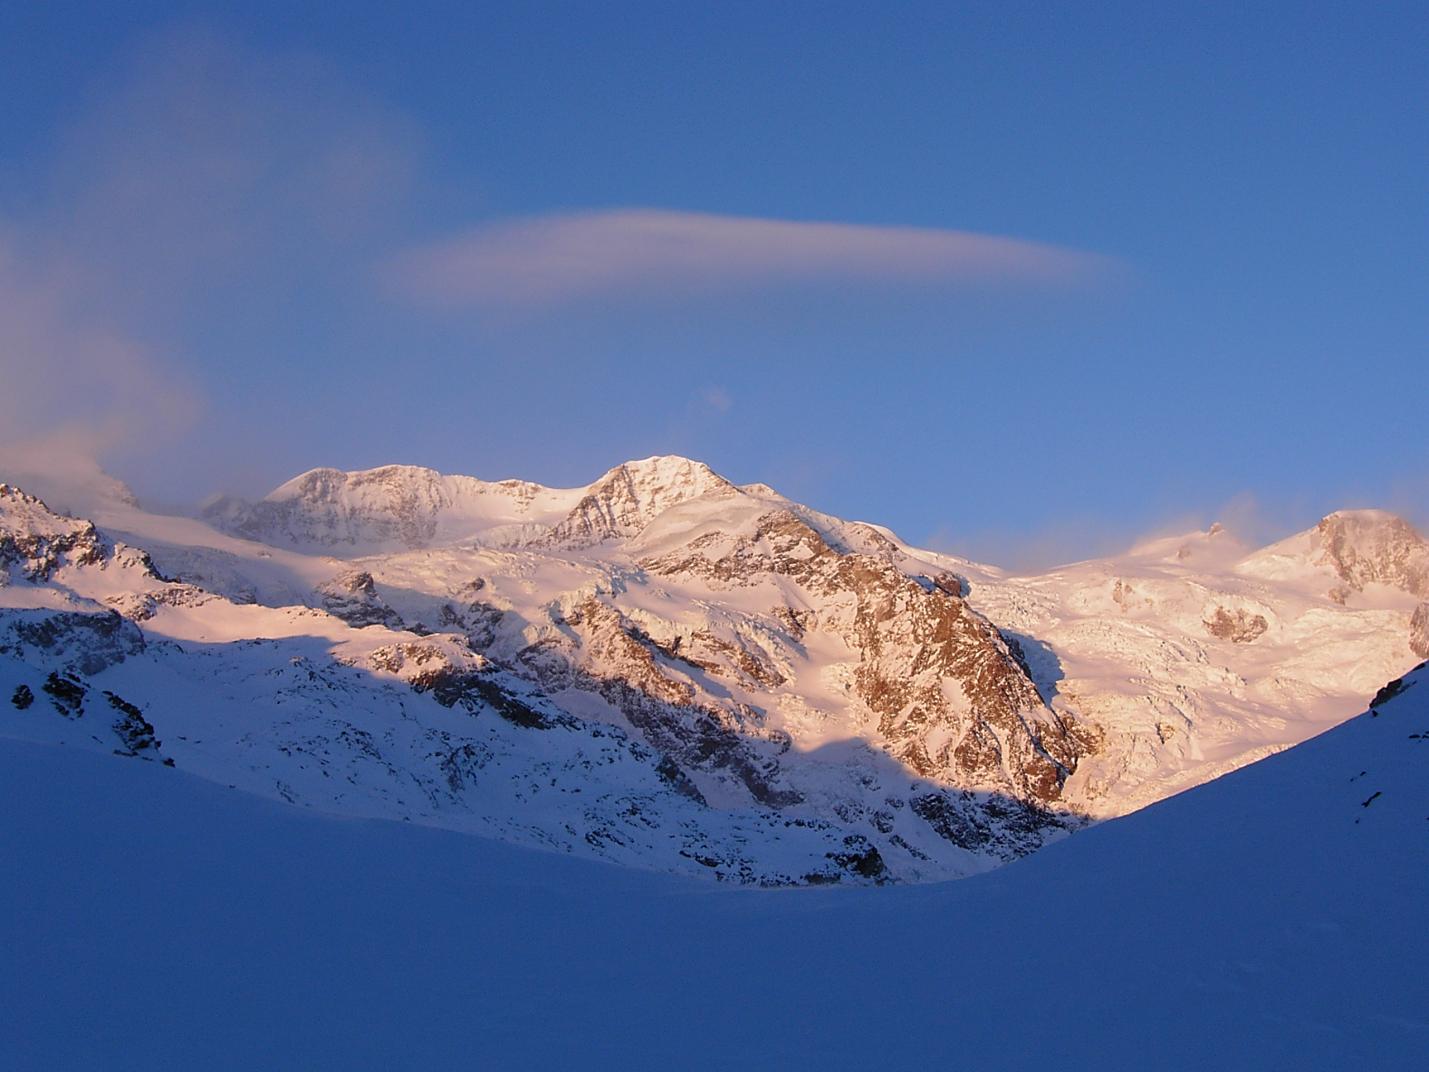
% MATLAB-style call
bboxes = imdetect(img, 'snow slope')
[4,662,1425,1070]
[964,517,1423,814]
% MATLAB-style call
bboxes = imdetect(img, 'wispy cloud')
[927,492,1337,573]
[0,26,421,504]
[700,386,734,414]
[0,237,201,457]
[41,25,420,315]
[927,515,1150,573]
[382,209,1113,307]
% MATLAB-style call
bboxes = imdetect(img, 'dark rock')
[911,789,1071,860]
[317,570,406,630]
[3,609,145,674]
[827,836,889,882]
[438,742,493,792]
[42,672,86,717]
[411,668,551,729]
[655,755,708,805]
[106,691,159,755]
[1371,666,1423,711]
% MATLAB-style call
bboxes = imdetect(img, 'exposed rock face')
[11,656,169,762]
[552,597,800,807]
[318,571,406,630]
[42,671,87,717]
[105,691,166,759]
[847,560,1094,804]
[435,583,505,650]
[2,610,146,675]
[0,484,106,581]
[643,508,1100,813]
[1313,511,1429,598]
[1411,603,1429,660]
[106,584,219,623]
[908,790,1062,860]
[1204,606,1270,644]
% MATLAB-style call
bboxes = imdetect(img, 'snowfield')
[4,662,1425,1069]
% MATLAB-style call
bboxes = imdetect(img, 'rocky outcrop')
[317,570,406,630]
[1204,606,1270,644]
[106,583,218,622]
[1313,511,1429,598]
[434,579,506,650]
[1370,663,1423,709]
[645,508,1101,814]
[105,691,170,761]
[909,789,1067,860]
[1,610,146,675]
[546,597,800,807]
[0,484,106,582]
[1411,603,1429,660]
[42,671,87,717]
[413,666,554,730]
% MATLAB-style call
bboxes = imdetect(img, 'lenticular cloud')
[384,208,1111,305]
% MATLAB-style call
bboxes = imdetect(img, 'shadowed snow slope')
[4,663,1425,1070]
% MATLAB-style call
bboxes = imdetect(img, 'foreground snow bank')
[4,665,1426,1070]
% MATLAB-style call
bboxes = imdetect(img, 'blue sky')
[1,2,1424,563]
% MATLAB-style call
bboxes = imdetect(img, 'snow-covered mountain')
[198,456,736,553]
[3,457,1424,884]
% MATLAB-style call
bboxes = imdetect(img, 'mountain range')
[3,455,1425,884]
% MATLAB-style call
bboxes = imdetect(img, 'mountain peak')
[1319,507,1411,527]
[203,464,581,552]
[593,454,727,487]
[547,456,737,547]
[1313,509,1427,598]
[199,457,745,554]
[264,465,446,504]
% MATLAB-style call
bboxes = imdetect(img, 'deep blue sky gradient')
[2,2,1424,562]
